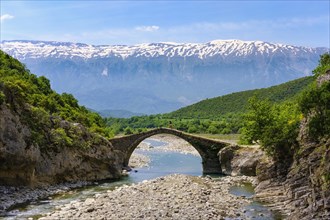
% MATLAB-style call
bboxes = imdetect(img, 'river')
[4,138,282,219]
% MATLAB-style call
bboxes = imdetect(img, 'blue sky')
[1,1,329,47]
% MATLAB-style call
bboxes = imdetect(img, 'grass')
[196,133,240,142]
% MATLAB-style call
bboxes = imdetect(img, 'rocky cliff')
[0,103,123,187]
[0,51,123,187]
[255,72,330,219]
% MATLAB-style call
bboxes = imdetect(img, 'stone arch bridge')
[109,128,230,174]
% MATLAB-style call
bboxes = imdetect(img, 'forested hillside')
[166,76,313,119]
[105,76,314,135]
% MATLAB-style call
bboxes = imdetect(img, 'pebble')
[40,174,255,219]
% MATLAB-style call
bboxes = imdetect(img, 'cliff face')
[0,51,124,187]
[0,103,123,187]
[255,73,330,219]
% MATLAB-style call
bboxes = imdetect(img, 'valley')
[1,1,329,219]
[0,47,329,219]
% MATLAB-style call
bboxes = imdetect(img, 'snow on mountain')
[1,39,324,60]
[0,39,328,114]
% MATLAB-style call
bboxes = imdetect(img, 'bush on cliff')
[0,91,5,105]
[0,50,113,148]
[300,81,330,141]
[240,53,330,160]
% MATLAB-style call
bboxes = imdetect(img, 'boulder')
[218,145,266,176]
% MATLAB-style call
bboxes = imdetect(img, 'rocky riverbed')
[135,134,199,155]
[41,174,257,220]
[0,181,92,216]
[128,152,151,168]
[0,135,195,215]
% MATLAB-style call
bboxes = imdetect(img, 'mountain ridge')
[1,39,327,114]
[1,39,327,60]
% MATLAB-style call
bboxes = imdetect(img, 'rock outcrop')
[0,104,122,187]
[255,72,330,219]
[218,145,266,176]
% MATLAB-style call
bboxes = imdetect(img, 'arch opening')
[127,134,203,177]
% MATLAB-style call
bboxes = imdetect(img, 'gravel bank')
[128,152,150,168]
[136,134,199,156]
[41,174,256,220]
[0,181,92,216]
[128,134,200,169]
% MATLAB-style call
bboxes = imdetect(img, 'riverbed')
[2,135,282,219]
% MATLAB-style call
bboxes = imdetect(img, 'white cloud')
[1,14,14,23]
[135,25,160,32]
[177,96,192,105]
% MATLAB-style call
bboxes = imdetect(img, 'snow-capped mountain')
[1,39,325,60]
[1,40,328,114]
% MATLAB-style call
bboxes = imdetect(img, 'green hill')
[105,76,314,135]
[166,76,314,119]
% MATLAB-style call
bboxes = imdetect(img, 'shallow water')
[3,138,281,219]
[4,138,202,219]
[229,182,283,219]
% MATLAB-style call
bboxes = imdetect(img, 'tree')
[240,96,300,157]
[124,126,134,135]
[312,53,330,76]
[240,96,273,144]
[300,72,330,141]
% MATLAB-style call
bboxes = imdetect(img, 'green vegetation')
[2,48,327,159]
[240,53,329,158]
[239,97,301,157]
[167,76,313,119]
[105,76,313,136]
[0,50,113,149]
[312,53,330,77]
[300,54,330,142]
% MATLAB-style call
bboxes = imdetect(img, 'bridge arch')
[109,128,229,174]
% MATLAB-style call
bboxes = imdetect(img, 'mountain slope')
[166,76,314,119]
[97,109,144,118]
[1,39,327,114]
[105,76,315,136]
[0,51,121,187]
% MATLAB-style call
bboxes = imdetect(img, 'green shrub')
[299,53,330,141]
[124,127,133,135]
[0,91,5,105]
[50,128,73,147]
[299,81,330,141]
[312,53,330,77]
